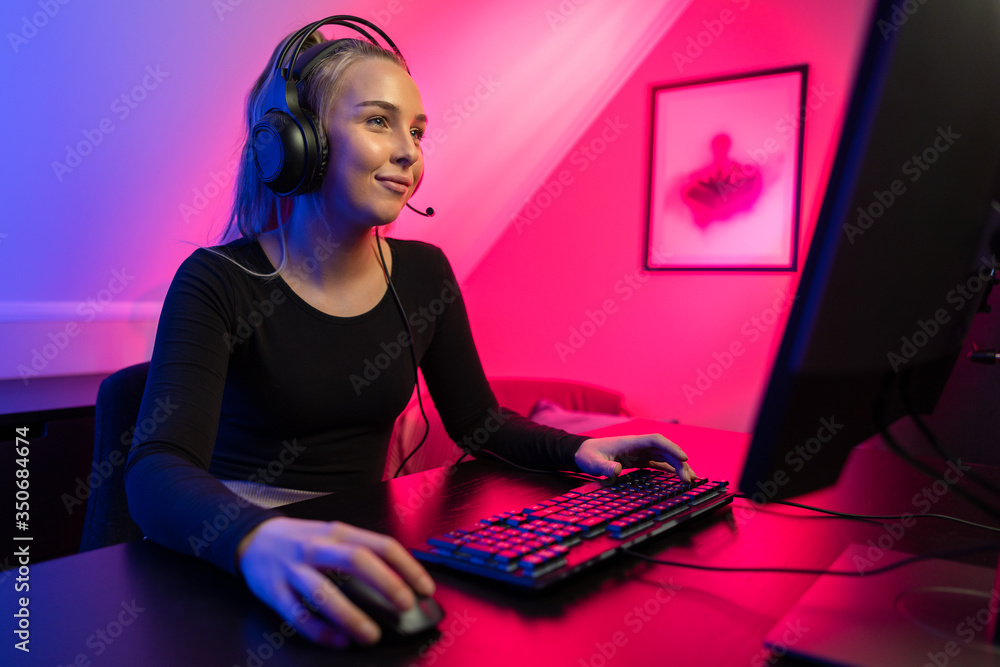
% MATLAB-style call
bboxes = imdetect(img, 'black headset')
[252,16,436,476]
[251,15,432,216]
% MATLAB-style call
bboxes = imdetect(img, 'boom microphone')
[406,202,435,217]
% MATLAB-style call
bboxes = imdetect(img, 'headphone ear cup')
[301,107,329,194]
[252,110,307,196]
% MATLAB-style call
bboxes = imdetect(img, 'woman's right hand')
[235,517,436,648]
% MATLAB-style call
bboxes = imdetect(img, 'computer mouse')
[332,574,445,641]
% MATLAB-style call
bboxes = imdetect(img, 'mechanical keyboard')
[412,468,735,589]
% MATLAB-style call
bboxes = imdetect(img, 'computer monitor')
[739,0,1000,502]
[735,0,1000,662]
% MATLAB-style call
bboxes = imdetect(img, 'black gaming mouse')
[333,574,445,641]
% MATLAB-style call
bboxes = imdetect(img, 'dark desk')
[6,421,999,666]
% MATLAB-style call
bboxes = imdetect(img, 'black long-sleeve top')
[124,237,589,576]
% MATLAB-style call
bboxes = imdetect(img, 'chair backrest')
[79,362,150,551]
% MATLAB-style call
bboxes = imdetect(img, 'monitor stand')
[763,544,1000,666]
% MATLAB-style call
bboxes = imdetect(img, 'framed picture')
[644,65,808,271]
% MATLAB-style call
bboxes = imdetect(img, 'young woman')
[124,19,696,649]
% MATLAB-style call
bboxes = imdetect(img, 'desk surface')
[6,420,998,666]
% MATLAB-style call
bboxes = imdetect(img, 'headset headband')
[275,16,408,82]
[251,15,409,198]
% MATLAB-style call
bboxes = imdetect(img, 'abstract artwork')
[644,65,808,271]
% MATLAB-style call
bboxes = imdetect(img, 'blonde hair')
[207,29,408,279]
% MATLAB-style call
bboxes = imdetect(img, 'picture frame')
[644,65,808,271]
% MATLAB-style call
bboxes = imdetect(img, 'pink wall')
[1,0,692,383]
[462,0,875,432]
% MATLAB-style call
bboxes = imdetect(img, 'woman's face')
[319,58,427,228]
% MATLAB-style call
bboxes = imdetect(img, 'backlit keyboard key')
[495,549,522,564]
[529,506,561,518]
[518,554,545,569]
[414,468,731,586]
[427,536,463,550]
[460,543,498,558]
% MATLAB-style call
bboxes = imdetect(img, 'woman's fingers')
[648,459,698,481]
[237,518,443,648]
[257,569,360,647]
[576,435,698,482]
[303,541,415,611]
[324,522,436,598]
[637,434,689,462]
[284,561,382,645]
[617,435,695,481]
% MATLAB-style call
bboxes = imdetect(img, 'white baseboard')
[0,301,162,382]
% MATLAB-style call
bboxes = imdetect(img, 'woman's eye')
[368,116,388,128]
[411,128,425,141]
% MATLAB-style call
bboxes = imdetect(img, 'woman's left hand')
[574,434,697,482]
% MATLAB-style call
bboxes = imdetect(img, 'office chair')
[79,362,150,551]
